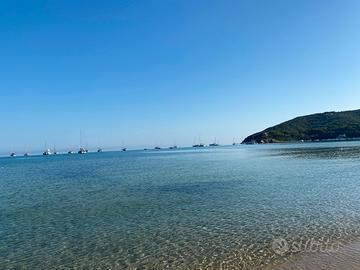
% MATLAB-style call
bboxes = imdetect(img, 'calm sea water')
[1,142,360,269]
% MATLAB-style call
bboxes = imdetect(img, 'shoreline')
[268,240,360,270]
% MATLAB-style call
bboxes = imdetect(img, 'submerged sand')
[269,241,360,270]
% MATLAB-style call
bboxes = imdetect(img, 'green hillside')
[242,109,360,144]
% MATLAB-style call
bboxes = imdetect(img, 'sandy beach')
[270,240,360,270]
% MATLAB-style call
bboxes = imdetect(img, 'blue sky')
[1,0,360,152]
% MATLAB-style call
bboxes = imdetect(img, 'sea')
[1,142,360,269]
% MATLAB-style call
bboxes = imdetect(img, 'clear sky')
[1,0,360,153]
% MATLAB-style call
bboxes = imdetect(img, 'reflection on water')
[268,144,360,159]
[1,142,360,269]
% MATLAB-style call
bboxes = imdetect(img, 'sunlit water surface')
[1,142,360,269]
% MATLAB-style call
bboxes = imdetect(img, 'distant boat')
[97,148,103,153]
[192,144,205,148]
[154,146,161,150]
[78,130,88,154]
[68,151,74,154]
[209,138,219,147]
[144,148,147,151]
[78,147,87,154]
[121,141,127,152]
[43,149,52,156]
[24,153,30,157]
[232,138,236,146]
[10,152,16,157]
[169,145,178,149]
[193,136,205,148]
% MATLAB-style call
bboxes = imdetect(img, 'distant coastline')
[243,137,360,145]
[242,109,360,144]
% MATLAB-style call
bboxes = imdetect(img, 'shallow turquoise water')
[1,142,360,269]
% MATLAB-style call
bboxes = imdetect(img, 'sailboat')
[193,144,204,147]
[209,138,219,147]
[43,149,52,155]
[10,152,16,157]
[96,138,103,153]
[78,147,87,154]
[169,140,178,149]
[121,140,127,152]
[78,130,87,154]
[193,136,205,148]
[232,138,236,146]
[23,146,30,156]
[43,142,52,155]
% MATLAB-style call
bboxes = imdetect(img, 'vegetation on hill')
[242,109,360,144]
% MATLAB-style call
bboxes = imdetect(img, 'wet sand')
[270,241,360,270]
